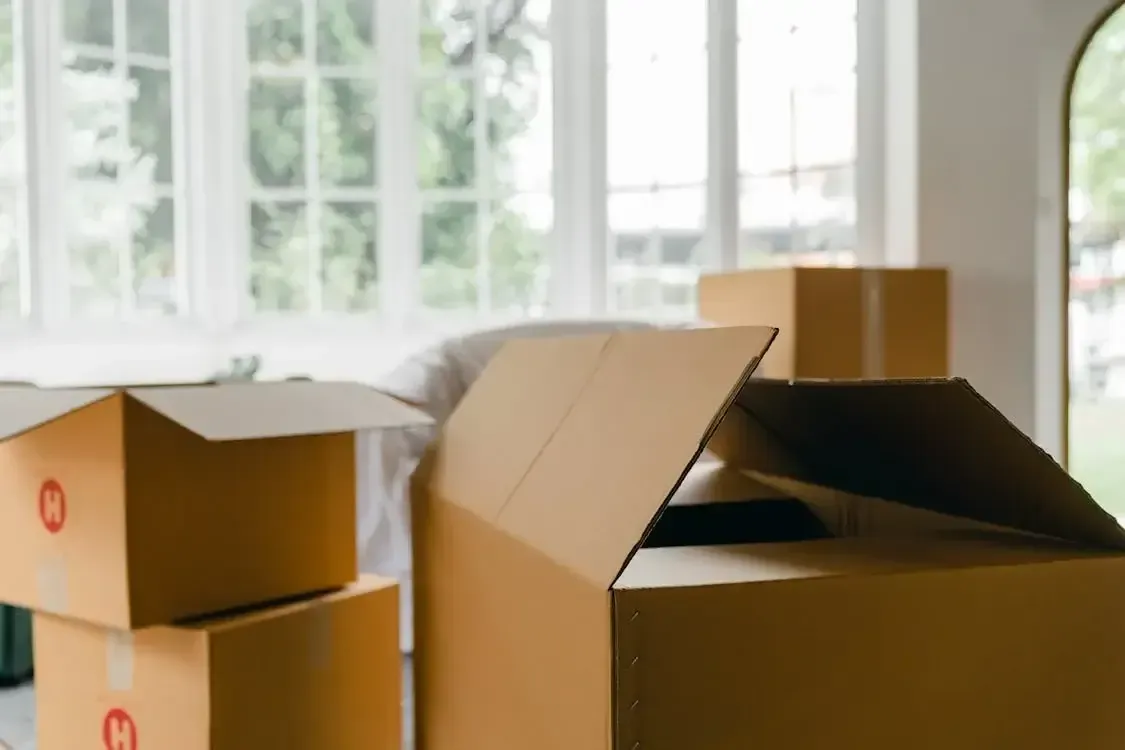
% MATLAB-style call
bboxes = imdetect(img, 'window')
[1068,4,1125,515]
[1,0,856,384]
[738,0,856,269]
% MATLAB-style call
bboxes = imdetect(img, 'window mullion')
[709,0,739,271]
[550,0,607,316]
[26,0,69,329]
[377,0,419,330]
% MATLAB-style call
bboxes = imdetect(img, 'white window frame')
[1,0,864,385]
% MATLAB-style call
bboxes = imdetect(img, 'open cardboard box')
[0,380,431,629]
[413,326,1125,750]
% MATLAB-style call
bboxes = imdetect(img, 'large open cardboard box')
[34,575,401,749]
[0,381,431,629]
[413,326,1125,750]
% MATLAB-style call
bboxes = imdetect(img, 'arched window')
[1069,3,1125,514]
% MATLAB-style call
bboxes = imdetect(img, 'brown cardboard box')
[413,326,1125,750]
[0,381,430,629]
[34,575,400,750]
[698,266,948,378]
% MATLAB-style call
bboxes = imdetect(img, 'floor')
[0,658,415,749]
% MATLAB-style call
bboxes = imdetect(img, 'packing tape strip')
[860,269,885,379]
[308,604,334,670]
[106,630,135,692]
[36,555,68,615]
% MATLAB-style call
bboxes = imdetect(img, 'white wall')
[866,0,1117,459]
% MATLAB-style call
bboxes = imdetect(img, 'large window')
[1068,3,1125,515]
[0,0,855,384]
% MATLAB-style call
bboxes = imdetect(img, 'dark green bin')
[0,604,32,686]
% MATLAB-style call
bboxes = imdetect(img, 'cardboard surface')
[0,382,430,629]
[698,267,949,379]
[33,576,400,750]
[414,325,1125,750]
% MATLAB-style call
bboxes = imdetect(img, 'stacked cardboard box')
[698,266,949,378]
[412,326,1125,749]
[0,380,430,748]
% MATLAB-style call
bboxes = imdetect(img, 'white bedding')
[359,319,688,652]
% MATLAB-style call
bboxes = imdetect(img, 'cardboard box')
[0,381,430,629]
[412,326,1125,750]
[34,575,400,750]
[698,266,948,378]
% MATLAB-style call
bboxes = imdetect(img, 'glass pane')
[65,57,122,181]
[64,0,114,48]
[489,26,552,193]
[127,0,170,57]
[738,51,793,176]
[322,201,378,312]
[248,0,304,65]
[248,79,306,188]
[488,0,549,73]
[792,81,856,169]
[0,0,24,183]
[490,193,550,315]
[250,201,310,312]
[67,185,125,318]
[420,0,476,69]
[319,78,376,187]
[608,0,705,67]
[609,187,703,316]
[0,191,21,318]
[607,52,707,188]
[421,200,478,310]
[130,66,174,184]
[318,0,376,65]
[132,197,177,314]
[418,76,476,189]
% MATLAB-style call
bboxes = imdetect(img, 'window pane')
[132,197,177,314]
[491,193,550,314]
[322,201,378,312]
[318,0,376,65]
[65,57,121,181]
[608,0,706,67]
[319,78,376,187]
[420,0,477,70]
[64,0,114,48]
[793,82,856,169]
[609,187,704,317]
[421,200,477,310]
[418,76,476,189]
[248,0,304,65]
[489,21,551,193]
[250,201,310,312]
[0,191,22,319]
[126,0,170,57]
[607,52,707,188]
[130,66,174,184]
[249,79,306,188]
[67,185,123,318]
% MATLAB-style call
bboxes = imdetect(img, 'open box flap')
[427,325,778,588]
[711,377,1125,551]
[0,385,115,440]
[126,380,432,440]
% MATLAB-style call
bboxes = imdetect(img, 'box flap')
[126,380,432,441]
[429,326,777,588]
[716,378,1125,550]
[0,385,115,440]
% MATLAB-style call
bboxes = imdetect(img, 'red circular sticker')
[102,708,137,750]
[38,479,66,534]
